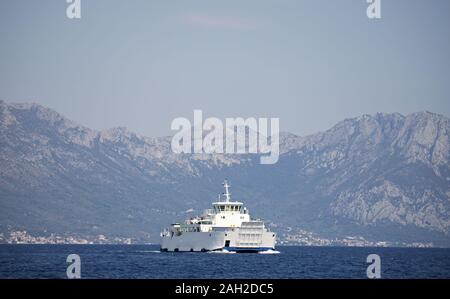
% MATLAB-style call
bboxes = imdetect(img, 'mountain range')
[0,100,449,246]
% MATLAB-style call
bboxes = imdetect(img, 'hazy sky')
[0,0,449,137]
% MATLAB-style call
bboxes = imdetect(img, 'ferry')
[160,180,276,253]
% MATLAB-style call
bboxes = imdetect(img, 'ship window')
[220,205,225,211]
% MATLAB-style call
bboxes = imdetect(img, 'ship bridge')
[212,201,244,213]
[211,180,247,214]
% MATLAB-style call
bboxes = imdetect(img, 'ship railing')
[160,229,171,237]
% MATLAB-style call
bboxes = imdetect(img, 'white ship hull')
[161,224,276,253]
[160,232,226,252]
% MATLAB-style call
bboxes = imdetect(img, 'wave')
[258,249,280,254]
[208,249,237,254]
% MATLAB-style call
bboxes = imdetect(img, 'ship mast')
[223,180,231,202]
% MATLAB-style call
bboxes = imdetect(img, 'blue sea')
[0,245,449,279]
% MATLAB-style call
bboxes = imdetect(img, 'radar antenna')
[223,180,231,202]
